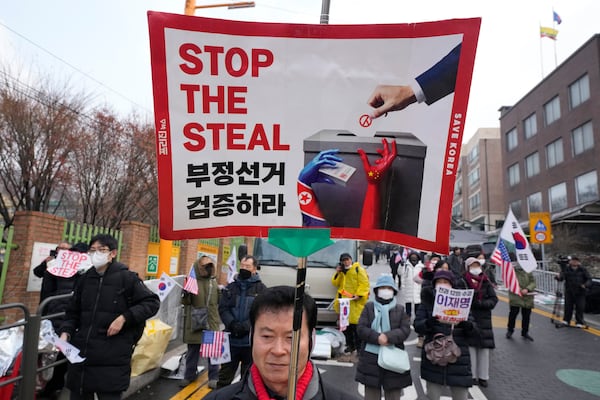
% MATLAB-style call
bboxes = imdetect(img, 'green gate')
[63,221,123,258]
[0,225,16,306]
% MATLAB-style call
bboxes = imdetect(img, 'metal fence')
[63,221,123,258]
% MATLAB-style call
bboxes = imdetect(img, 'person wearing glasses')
[58,234,160,400]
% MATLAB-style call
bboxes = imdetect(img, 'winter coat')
[463,273,498,349]
[401,261,423,304]
[355,301,412,391]
[219,274,267,347]
[331,262,370,324]
[508,265,536,309]
[203,362,359,400]
[59,262,160,393]
[40,270,80,330]
[414,286,477,388]
[558,265,592,296]
[181,262,221,344]
[447,253,464,277]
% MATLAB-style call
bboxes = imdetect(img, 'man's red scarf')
[250,361,313,400]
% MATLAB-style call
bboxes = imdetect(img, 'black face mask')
[238,268,252,280]
[409,259,418,266]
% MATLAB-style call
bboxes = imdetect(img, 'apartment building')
[452,127,505,232]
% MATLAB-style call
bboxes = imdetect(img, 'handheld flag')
[200,330,224,358]
[499,209,537,272]
[553,11,562,25]
[491,239,522,296]
[183,265,199,295]
[156,272,177,301]
[540,26,558,40]
[226,247,237,284]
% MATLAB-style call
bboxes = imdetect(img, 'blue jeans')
[184,343,219,381]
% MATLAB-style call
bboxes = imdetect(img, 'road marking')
[358,377,487,399]
[313,359,354,367]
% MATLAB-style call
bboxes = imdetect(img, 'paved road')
[127,259,600,399]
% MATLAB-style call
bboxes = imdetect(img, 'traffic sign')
[529,212,552,244]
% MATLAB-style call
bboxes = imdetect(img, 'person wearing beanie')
[415,269,478,400]
[331,253,370,355]
[463,258,498,388]
[355,275,412,400]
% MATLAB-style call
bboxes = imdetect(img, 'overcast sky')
[1,0,598,142]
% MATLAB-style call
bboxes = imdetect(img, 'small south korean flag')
[156,272,176,301]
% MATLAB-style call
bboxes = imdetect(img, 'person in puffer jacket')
[414,270,478,400]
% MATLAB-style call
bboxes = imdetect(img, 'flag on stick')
[226,247,237,283]
[183,264,199,295]
[156,272,177,301]
[200,331,224,358]
[540,26,558,40]
[491,239,522,296]
[499,209,538,272]
[553,11,562,25]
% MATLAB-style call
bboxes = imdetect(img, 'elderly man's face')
[252,307,311,397]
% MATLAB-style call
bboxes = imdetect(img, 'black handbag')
[424,325,461,366]
[189,279,213,332]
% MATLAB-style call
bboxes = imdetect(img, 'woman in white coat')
[401,252,424,347]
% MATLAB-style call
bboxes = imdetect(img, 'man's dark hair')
[250,286,317,351]
[71,242,89,253]
[243,255,259,269]
[89,234,118,251]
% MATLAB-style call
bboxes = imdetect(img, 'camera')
[49,249,57,257]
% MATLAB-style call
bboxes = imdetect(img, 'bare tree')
[0,70,86,226]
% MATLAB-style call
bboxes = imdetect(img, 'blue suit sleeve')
[415,43,462,105]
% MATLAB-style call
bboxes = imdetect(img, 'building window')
[549,182,567,212]
[523,113,537,139]
[525,152,540,178]
[468,146,479,164]
[544,96,561,126]
[546,138,564,168]
[506,128,518,151]
[508,163,520,187]
[452,203,462,218]
[575,170,598,204]
[572,121,594,155]
[468,168,480,186]
[510,200,522,220]
[469,192,481,211]
[528,192,542,213]
[569,74,590,109]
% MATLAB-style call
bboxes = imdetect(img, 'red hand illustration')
[357,138,397,229]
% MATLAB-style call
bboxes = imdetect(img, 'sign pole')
[268,228,334,400]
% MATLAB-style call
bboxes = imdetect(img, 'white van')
[246,238,372,325]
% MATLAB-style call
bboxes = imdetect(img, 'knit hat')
[339,253,352,262]
[373,274,398,295]
[432,270,455,286]
[465,257,481,269]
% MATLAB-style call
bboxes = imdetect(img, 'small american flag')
[200,331,224,358]
[183,265,198,295]
[491,240,521,296]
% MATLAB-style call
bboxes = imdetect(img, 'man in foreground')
[205,285,358,400]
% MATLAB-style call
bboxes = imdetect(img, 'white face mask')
[435,284,452,291]
[470,268,482,276]
[377,288,395,300]
[91,251,110,268]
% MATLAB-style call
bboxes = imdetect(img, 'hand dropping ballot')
[42,333,86,363]
[432,287,474,324]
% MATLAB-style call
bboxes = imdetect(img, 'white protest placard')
[47,250,92,278]
[432,287,474,324]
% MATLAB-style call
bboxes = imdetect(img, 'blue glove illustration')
[298,149,342,186]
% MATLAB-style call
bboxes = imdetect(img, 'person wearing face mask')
[463,257,497,388]
[217,255,267,388]
[58,234,160,400]
[355,275,412,400]
[414,270,477,400]
[332,253,370,356]
[180,256,221,388]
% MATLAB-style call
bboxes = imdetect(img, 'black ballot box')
[303,129,427,236]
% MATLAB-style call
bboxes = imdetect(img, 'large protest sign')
[148,12,480,253]
[432,287,474,324]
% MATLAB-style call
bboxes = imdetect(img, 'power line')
[0,21,153,115]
